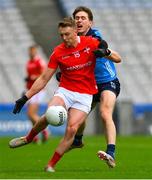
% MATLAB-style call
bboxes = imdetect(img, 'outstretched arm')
[26,68,56,99]
[106,49,121,63]
[13,68,56,114]
[94,40,122,63]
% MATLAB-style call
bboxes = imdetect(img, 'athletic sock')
[73,135,83,146]
[48,151,63,168]
[106,144,115,159]
[26,129,38,143]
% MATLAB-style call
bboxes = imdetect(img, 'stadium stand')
[58,0,152,104]
[15,0,62,57]
[0,0,58,103]
[2,0,151,104]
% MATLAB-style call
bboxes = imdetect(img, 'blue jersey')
[86,28,117,84]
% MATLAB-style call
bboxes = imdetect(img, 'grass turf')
[0,135,152,179]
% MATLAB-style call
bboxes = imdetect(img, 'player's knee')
[100,108,111,121]
[67,125,77,137]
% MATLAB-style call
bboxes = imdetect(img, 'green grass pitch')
[0,135,152,179]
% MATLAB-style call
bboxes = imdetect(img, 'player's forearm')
[106,50,121,63]
[25,76,47,99]
[25,68,55,99]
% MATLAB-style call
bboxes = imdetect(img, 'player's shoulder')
[50,43,65,58]
[91,28,100,33]
[81,35,100,45]
[87,28,103,40]
[79,36,99,49]
[80,35,94,42]
[51,43,61,54]
[35,56,44,62]
[79,36,95,46]
[53,43,65,52]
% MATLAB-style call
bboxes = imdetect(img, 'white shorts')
[54,87,93,114]
[28,90,46,104]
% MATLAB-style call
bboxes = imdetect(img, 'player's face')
[74,11,93,35]
[59,26,78,47]
[29,47,37,59]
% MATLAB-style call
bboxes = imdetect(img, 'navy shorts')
[93,78,120,102]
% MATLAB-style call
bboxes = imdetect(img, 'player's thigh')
[67,108,88,129]
[48,96,66,108]
[100,90,116,113]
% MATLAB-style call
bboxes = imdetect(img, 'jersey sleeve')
[92,29,103,41]
[89,36,109,50]
[48,51,58,69]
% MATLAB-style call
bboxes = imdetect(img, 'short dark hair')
[58,17,76,28]
[72,6,93,21]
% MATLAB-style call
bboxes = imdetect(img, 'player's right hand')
[13,95,28,114]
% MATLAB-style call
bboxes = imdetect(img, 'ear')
[89,20,93,27]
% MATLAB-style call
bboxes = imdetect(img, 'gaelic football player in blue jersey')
[63,6,121,168]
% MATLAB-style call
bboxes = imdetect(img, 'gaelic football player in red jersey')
[9,17,111,172]
[25,45,49,143]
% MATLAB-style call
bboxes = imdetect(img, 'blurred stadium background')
[0,0,152,137]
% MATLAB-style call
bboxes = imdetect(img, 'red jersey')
[48,36,100,95]
[26,56,46,89]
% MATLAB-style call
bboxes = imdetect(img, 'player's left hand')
[56,72,62,82]
[24,76,30,82]
[13,95,28,114]
[94,48,111,58]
